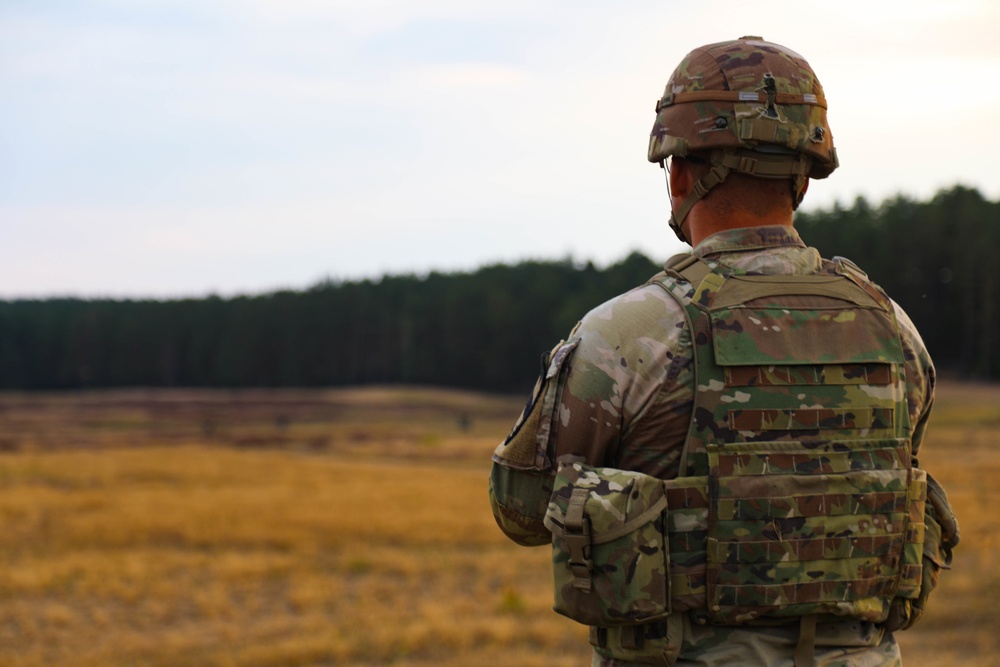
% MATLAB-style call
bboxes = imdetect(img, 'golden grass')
[891,381,1000,666]
[0,446,592,666]
[0,382,995,665]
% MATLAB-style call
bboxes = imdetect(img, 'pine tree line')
[0,186,996,391]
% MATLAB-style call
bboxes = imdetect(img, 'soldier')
[489,37,958,667]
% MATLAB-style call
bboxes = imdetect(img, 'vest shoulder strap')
[663,252,712,289]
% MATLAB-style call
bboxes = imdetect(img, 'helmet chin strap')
[791,172,808,210]
[666,162,732,245]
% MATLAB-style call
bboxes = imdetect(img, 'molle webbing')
[651,256,927,624]
[660,470,928,615]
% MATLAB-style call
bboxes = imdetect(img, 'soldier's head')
[648,37,838,245]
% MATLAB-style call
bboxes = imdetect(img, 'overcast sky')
[3,0,998,298]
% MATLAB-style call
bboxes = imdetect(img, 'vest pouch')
[589,616,684,667]
[884,469,958,631]
[544,455,670,627]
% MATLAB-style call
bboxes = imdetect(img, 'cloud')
[410,63,528,89]
[2,0,999,297]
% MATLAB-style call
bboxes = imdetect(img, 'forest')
[1,185,996,392]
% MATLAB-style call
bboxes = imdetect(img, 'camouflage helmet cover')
[648,36,838,179]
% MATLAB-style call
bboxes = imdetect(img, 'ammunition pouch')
[544,455,671,628]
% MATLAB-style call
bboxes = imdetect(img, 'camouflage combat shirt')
[489,225,935,667]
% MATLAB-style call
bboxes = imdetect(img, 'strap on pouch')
[564,487,594,592]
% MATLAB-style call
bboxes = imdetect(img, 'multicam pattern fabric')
[648,256,927,626]
[544,456,670,627]
[489,225,942,667]
[674,617,902,667]
[647,36,838,179]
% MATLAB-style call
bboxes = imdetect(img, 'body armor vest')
[650,254,928,625]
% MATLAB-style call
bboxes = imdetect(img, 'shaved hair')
[675,156,797,220]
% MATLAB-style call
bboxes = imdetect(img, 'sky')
[2,0,999,299]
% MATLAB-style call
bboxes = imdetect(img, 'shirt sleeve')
[489,284,691,546]
[488,338,575,547]
[892,299,936,462]
[550,285,691,474]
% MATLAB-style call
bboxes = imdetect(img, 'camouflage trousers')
[592,614,901,667]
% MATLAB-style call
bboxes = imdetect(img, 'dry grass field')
[0,381,996,666]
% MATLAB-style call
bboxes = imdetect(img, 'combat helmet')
[648,36,839,243]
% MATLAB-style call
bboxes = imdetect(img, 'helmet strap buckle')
[737,156,759,175]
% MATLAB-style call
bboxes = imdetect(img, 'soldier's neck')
[687,210,794,247]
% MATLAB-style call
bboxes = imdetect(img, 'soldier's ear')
[668,158,694,200]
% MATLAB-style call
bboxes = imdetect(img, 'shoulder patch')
[493,339,579,471]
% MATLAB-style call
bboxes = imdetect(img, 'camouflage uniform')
[491,36,956,666]
[489,225,937,666]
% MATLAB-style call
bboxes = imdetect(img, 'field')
[0,382,996,666]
